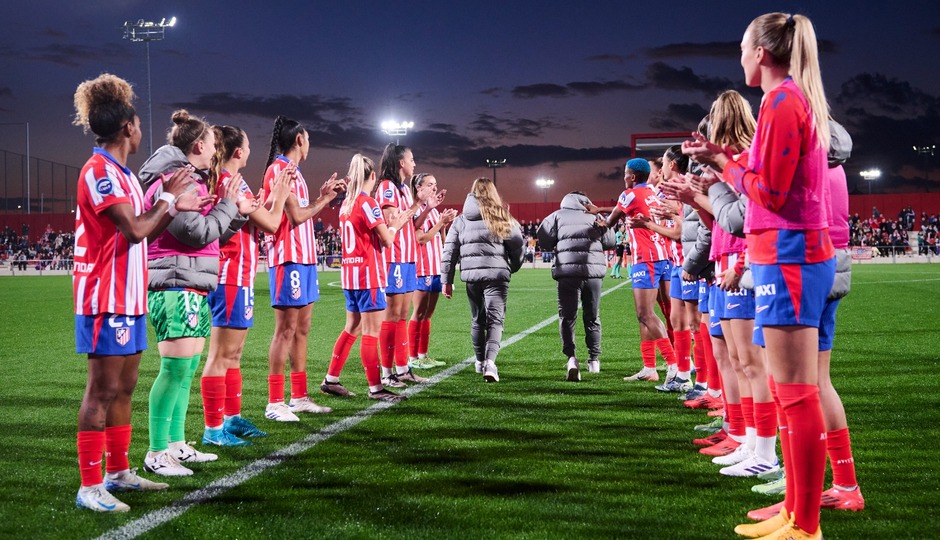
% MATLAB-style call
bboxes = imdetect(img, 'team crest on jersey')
[244,306,254,320]
[115,327,130,346]
[187,312,199,328]
[372,206,382,219]
[291,287,301,300]
[383,188,394,199]
[96,178,113,195]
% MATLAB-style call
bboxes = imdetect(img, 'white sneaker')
[474,361,484,373]
[289,396,333,414]
[720,455,780,477]
[265,402,300,422]
[170,441,218,463]
[623,367,659,381]
[566,357,580,382]
[587,359,600,373]
[712,443,753,466]
[104,468,169,491]
[483,361,499,383]
[76,484,130,513]
[144,450,193,477]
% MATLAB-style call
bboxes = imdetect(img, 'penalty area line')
[96,280,630,540]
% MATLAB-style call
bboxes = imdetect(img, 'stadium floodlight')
[535,177,554,202]
[381,120,414,144]
[122,17,177,156]
[486,158,507,184]
[860,168,881,195]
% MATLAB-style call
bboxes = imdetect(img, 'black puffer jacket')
[441,193,524,284]
[537,192,616,279]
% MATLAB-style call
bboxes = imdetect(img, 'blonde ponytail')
[341,154,374,216]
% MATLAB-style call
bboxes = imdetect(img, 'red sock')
[290,371,307,399]
[827,427,858,488]
[640,340,656,368]
[673,329,692,372]
[379,321,396,369]
[726,401,745,439]
[655,337,676,366]
[394,319,409,367]
[741,396,755,433]
[328,331,358,378]
[104,425,131,474]
[77,430,105,487]
[268,374,285,404]
[418,319,431,356]
[360,335,381,387]
[770,377,794,514]
[692,329,707,384]
[224,368,242,417]
[702,324,721,392]
[755,401,778,438]
[201,375,226,428]
[408,320,420,358]
[777,383,826,534]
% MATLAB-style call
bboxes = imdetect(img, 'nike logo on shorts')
[727,303,740,309]
[756,305,769,313]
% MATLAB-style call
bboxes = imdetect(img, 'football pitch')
[0,265,938,539]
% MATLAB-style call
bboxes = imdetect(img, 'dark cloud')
[836,73,940,119]
[586,54,626,64]
[646,62,735,97]
[596,166,623,181]
[41,28,68,38]
[172,92,361,126]
[468,113,573,138]
[453,144,629,169]
[511,83,573,99]
[649,103,709,131]
[646,39,837,59]
[427,122,457,131]
[0,87,12,98]
[566,80,646,96]
[396,92,425,102]
[0,43,133,67]
[480,87,502,97]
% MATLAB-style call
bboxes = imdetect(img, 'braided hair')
[265,115,306,168]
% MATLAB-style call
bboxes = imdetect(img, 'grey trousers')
[557,277,603,360]
[466,280,509,364]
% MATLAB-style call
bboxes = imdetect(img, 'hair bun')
[172,109,191,125]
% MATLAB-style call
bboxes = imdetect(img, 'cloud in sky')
[586,53,626,64]
[453,144,629,169]
[649,103,709,131]
[0,43,134,68]
[836,73,939,119]
[644,39,837,60]
[469,113,573,138]
[172,92,361,126]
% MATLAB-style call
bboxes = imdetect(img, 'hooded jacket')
[537,192,616,279]
[138,144,246,292]
[441,193,524,284]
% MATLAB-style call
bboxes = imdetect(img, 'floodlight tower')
[381,120,414,145]
[535,177,555,203]
[123,17,177,156]
[486,158,507,184]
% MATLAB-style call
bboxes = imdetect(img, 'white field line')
[96,280,630,540]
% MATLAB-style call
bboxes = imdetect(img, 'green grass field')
[1,265,938,539]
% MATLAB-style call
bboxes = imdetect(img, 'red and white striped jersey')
[376,179,415,263]
[340,192,387,290]
[415,206,443,277]
[263,156,317,267]
[217,170,257,287]
[617,184,670,265]
[73,148,148,315]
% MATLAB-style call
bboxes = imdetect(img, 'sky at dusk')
[2,0,939,213]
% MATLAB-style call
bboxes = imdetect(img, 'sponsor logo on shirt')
[372,207,382,219]
[96,178,113,195]
[384,189,394,199]
[299,198,309,207]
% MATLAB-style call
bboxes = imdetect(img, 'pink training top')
[827,165,849,249]
[145,178,219,260]
[724,78,829,234]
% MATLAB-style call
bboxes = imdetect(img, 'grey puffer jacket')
[139,145,246,292]
[441,193,525,284]
[708,182,746,238]
[537,192,616,279]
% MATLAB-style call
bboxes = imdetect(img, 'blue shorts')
[75,314,148,355]
[706,285,724,337]
[818,297,841,351]
[270,263,319,307]
[669,266,698,301]
[752,259,835,328]
[698,280,710,313]
[344,288,387,313]
[417,274,442,293]
[631,260,671,289]
[208,284,255,328]
[386,262,417,294]
[715,286,756,319]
